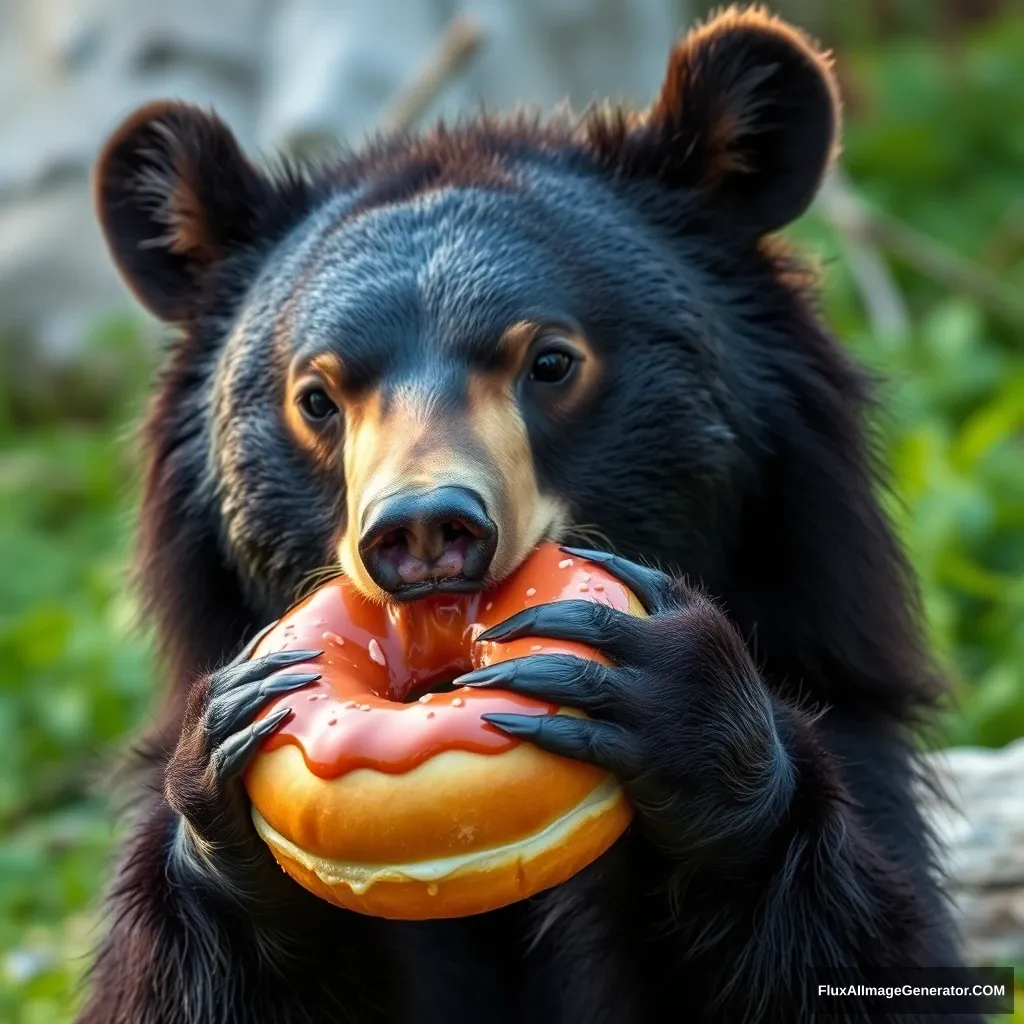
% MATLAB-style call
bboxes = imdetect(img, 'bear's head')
[96,8,920,716]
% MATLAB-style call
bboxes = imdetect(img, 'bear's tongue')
[379,526,475,585]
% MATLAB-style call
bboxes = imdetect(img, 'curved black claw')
[559,546,678,614]
[475,600,639,661]
[213,648,323,697]
[481,712,639,779]
[201,645,323,782]
[211,707,293,779]
[456,654,621,715]
[206,671,321,752]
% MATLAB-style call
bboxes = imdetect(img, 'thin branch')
[816,170,1024,333]
[379,15,485,135]
[817,169,911,349]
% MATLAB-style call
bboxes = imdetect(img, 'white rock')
[0,180,138,363]
[923,739,1024,963]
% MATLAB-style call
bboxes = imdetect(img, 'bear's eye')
[297,387,338,424]
[528,348,575,385]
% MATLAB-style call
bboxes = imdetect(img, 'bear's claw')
[558,546,679,614]
[458,653,619,713]
[211,707,293,779]
[480,711,639,779]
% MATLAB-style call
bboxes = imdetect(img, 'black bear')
[80,7,979,1023]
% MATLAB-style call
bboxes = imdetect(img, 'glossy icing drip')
[252,545,636,778]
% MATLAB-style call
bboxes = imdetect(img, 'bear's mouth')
[386,576,490,603]
[358,494,499,602]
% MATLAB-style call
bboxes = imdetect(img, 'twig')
[379,16,485,135]
[817,169,911,348]
[816,170,1024,332]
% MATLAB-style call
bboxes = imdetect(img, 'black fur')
[81,8,978,1023]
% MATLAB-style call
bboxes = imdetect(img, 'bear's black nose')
[358,486,497,598]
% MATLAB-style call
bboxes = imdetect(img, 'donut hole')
[398,671,465,704]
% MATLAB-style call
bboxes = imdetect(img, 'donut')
[243,542,642,920]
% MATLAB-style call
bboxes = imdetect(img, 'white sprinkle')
[525,587,537,597]
[485,601,493,611]
[367,639,386,665]
[427,883,439,896]
[580,572,591,582]
[452,697,464,707]
[418,693,433,703]
[558,558,573,569]
[322,631,345,646]
[578,583,590,593]
[531,644,543,652]
[358,704,371,712]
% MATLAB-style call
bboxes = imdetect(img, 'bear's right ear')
[587,7,841,237]
[94,101,278,323]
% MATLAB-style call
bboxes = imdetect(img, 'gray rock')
[924,739,1024,963]
[0,0,685,376]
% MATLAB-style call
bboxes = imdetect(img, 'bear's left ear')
[588,7,841,236]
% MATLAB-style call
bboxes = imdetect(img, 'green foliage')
[788,12,1024,749]
[0,322,156,1022]
[1,14,1022,1022]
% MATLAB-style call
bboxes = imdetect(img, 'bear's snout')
[358,486,498,599]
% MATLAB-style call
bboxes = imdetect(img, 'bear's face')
[206,174,747,603]
[95,9,840,612]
